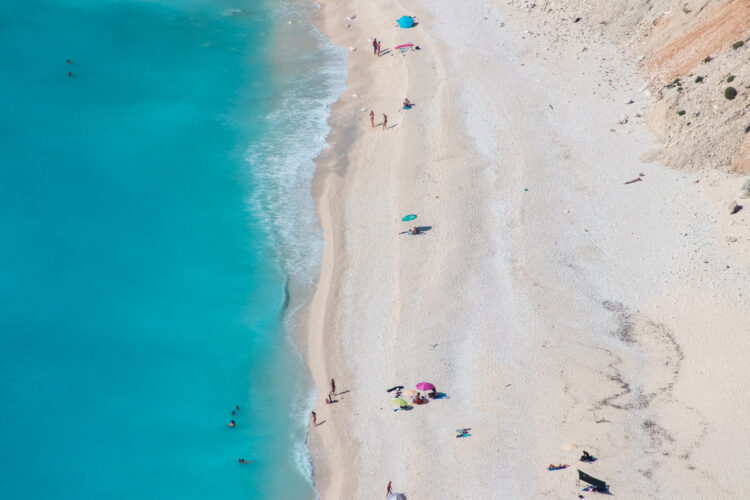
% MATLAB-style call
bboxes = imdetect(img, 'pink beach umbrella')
[415,382,434,391]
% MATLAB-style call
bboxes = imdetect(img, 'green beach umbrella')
[401,214,417,222]
[391,398,408,407]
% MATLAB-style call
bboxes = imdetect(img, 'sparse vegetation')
[725,87,738,100]
[742,179,750,197]
[702,56,712,63]
[677,110,686,116]
[694,76,704,83]
[732,40,744,50]
[665,78,682,89]
[727,75,736,83]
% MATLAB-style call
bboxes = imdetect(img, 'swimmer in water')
[238,459,251,464]
[228,420,235,428]
[67,72,73,77]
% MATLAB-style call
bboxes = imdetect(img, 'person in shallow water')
[228,420,235,428]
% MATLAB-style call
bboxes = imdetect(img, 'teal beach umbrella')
[397,16,414,28]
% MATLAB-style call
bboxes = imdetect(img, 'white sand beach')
[303,0,750,498]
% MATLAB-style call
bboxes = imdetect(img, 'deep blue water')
[0,1,344,498]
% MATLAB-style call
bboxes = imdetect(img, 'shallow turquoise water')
[0,1,343,498]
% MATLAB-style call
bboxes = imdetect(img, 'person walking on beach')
[311,411,317,427]
[382,114,388,130]
[370,110,375,127]
[372,38,378,55]
[377,40,381,56]
[386,481,392,496]
[330,378,336,396]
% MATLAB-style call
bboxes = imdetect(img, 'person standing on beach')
[330,378,336,396]
[311,411,317,427]
[370,110,375,128]
[386,481,392,496]
[377,40,382,56]
[382,114,388,130]
[372,38,378,55]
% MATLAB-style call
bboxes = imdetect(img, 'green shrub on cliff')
[725,87,738,100]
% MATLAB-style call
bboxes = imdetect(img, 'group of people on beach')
[372,37,382,56]
[369,110,388,131]
[368,36,415,132]
[311,378,337,427]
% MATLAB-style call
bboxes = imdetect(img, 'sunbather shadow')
[387,124,398,129]
[379,49,392,56]
[337,390,351,395]
[315,420,327,426]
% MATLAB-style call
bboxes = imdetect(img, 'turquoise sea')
[0,0,344,498]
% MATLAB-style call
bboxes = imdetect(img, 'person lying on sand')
[548,464,569,470]
[409,226,420,235]
[428,388,438,398]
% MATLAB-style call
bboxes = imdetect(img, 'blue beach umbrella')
[397,16,414,28]
[401,214,417,222]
